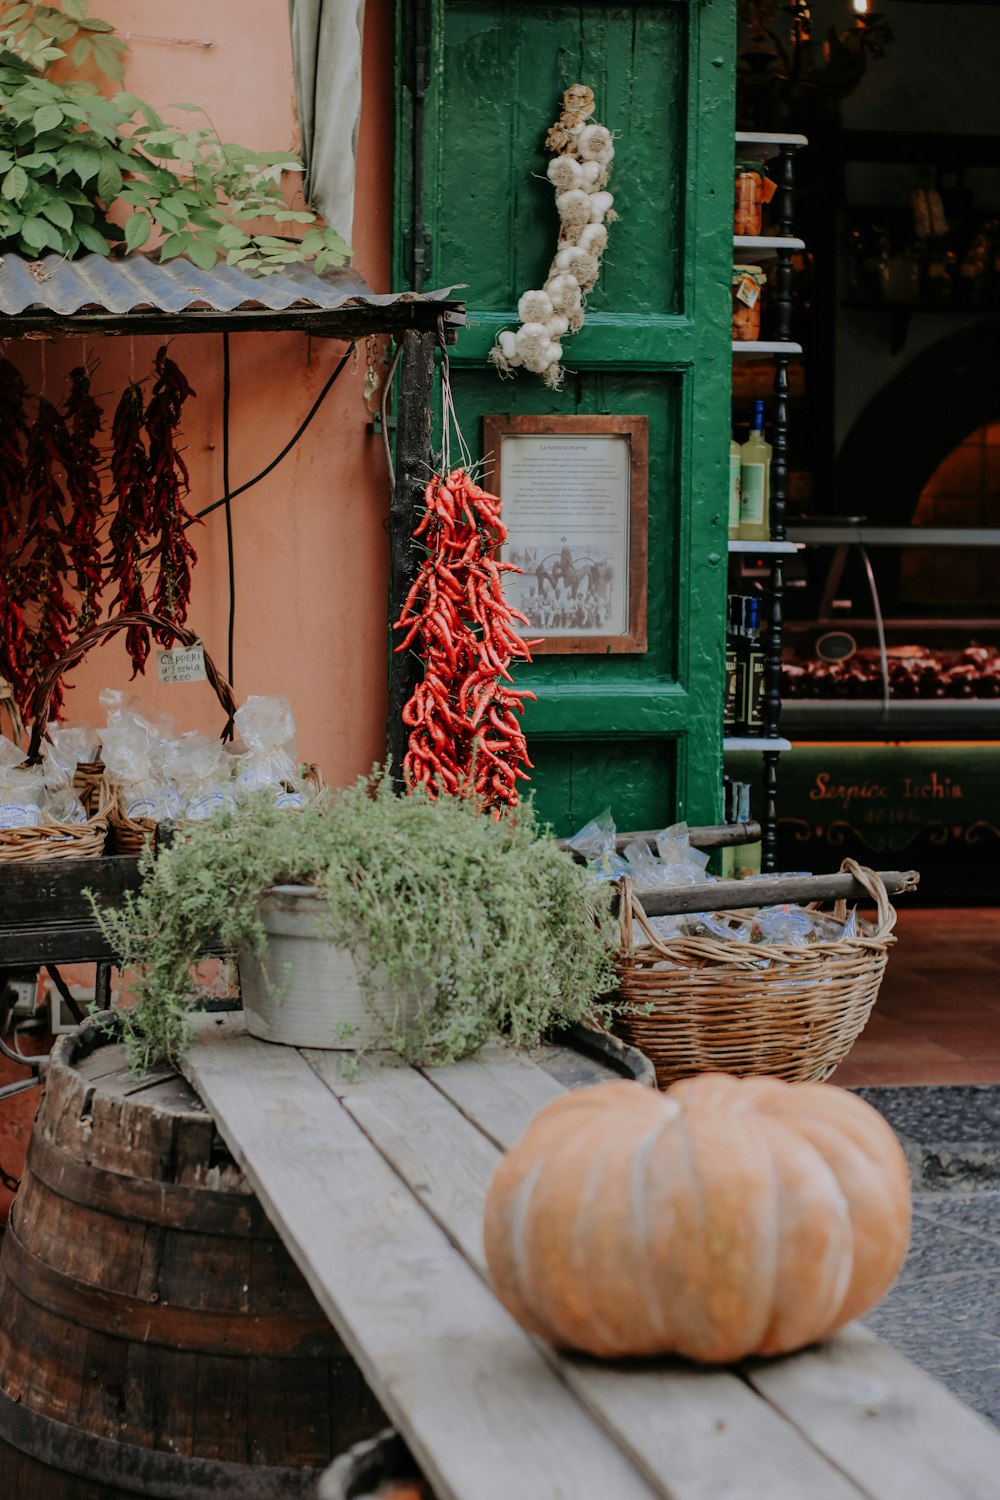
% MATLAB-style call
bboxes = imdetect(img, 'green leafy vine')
[0,0,350,273]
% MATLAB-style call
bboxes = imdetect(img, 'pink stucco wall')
[7,0,395,784]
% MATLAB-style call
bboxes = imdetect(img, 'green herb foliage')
[0,1,349,273]
[92,772,619,1076]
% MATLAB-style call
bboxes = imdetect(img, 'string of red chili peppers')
[0,348,197,712]
[393,467,539,815]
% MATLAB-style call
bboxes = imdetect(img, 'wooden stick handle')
[610,867,919,920]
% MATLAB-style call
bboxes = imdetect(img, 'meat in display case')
[780,526,1000,737]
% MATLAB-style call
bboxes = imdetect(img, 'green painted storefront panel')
[432,3,687,318]
[528,738,678,836]
[397,0,736,835]
[728,743,1000,901]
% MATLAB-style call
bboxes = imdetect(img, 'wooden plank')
[746,1324,1000,1500]
[181,1018,659,1500]
[421,1041,565,1151]
[612,868,920,920]
[314,1050,867,1500]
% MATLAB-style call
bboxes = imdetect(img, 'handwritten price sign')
[156,643,207,684]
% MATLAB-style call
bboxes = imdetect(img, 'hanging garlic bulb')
[588,190,615,223]
[578,223,608,257]
[544,272,582,314]
[576,124,614,161]
[491,83,617,387]
[547,155,584,191]
[518,288,555,324]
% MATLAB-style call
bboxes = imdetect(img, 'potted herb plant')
[94,770,618,1074]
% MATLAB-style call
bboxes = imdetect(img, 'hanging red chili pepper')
[144,346,199,645]
[393,467,538,815]
[19,397,75,718]
[63,364,107,632]
[0,359,29,707]
[107,381,153,676]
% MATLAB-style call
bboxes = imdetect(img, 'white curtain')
[288,0,366,247]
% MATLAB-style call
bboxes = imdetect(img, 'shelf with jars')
[725,130,807,872]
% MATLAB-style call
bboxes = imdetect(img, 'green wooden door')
[396,0,736,836]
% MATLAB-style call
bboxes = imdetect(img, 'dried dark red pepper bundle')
[19,397,75,718]
[62,365,107,631]
[107,381,152,676]
[0,359,30,702]
[144,346,199,645]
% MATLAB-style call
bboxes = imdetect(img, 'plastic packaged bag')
[44,725,101,788]
[100,689,179,742]
[0,763,45,829]
[162,732,238,821]
[755,904,817,946]
[232,696,300,797]
[101,724,182,823]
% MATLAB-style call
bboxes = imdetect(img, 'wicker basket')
[0,776,113,863]
[611,859,897,1087]
[22,611,236,858]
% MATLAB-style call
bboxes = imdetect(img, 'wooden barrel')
[0,1016,385,1499]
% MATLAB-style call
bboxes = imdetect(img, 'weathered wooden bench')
[183,1014,1000,1500]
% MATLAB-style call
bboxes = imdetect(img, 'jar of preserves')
[734,163,776,237]
[732,265,767,341]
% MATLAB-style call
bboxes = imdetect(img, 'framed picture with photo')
[482,413,648,654]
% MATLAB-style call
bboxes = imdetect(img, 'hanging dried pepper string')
[63,364,107,632]
[0,359,29,703]
[107,381,153,676]
[144,346,200,645]
[19,397,75,718]
[393,466,539,815]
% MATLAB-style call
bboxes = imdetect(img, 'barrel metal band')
[0,1384,319,1500]
[1,1218,339,1359]
[25,1128,275,1239]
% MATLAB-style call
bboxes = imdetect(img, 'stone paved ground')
[852,1087,1000,1428]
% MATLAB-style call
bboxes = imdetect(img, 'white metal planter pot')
[238,885,425,1049]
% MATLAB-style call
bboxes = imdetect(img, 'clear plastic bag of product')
[755,904,816,946]
[0,735,23,773]
[161,732,238,821]
[44,726,101,788]
[101,724,182,823]
[232,696,300,796]
[0,764,45,829]
[568,808,617,864]
[100,689,179,741]
[40,785,88,825]
[655,822,712,880]
[839,907,859,939]
[690,911,756,944]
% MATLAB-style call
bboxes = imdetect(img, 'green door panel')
[397,0,736,837]
[528,738,678,838]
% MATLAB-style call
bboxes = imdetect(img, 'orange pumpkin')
[483,1074,911,1363]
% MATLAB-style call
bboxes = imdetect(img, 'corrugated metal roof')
[0,252,453,316]
[0,252,464,333]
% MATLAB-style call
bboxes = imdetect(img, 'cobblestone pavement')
[854,1087,1000,1429]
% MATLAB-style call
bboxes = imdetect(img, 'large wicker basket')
[612,859,896,1087]
[23,611,236,858]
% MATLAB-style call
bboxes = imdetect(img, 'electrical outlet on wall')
[2,974,38,1017]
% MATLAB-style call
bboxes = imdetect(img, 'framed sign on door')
[482,413,649,654]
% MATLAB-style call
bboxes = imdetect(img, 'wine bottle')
[739,400,771,541]
[741,595,766,734]
[728,436,741,539]
[725,595,743,734]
